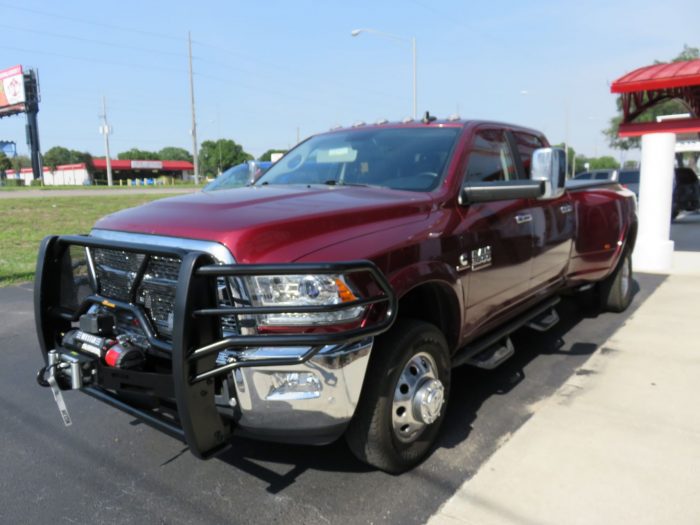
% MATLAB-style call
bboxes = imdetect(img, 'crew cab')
[34,117,637,473]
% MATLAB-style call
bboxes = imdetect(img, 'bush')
[1,179,24,187]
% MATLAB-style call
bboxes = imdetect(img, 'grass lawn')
[0,194,174,286]
[0,183,201,191]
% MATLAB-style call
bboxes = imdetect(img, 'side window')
[514,132,545,177]
[464,129,516,183]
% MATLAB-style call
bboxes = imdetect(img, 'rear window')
[619,171,639,184]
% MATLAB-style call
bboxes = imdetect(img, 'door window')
[465,130,517,183]
[513,132,545,177]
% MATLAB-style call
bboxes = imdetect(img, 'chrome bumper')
[220,338,373,445]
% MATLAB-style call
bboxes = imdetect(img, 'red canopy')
[612,59,700,93]
[610,59,700,137]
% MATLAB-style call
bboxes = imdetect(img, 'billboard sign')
[0,65,26,117]
[0,140,17,157]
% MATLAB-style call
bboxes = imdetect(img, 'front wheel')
[345,319,451,474]
[599,251,633,312]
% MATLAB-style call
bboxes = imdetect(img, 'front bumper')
[34,234,396,458]
[229,339,373,445]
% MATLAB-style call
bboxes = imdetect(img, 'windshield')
[204,161,271,191]
[256,127,460,192]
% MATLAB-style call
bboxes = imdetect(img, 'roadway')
[0,214,696,524]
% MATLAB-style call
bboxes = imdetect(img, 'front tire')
[599,251,633,312]
[345,319,450,474]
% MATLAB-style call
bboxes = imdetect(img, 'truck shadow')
[213,274,664,494]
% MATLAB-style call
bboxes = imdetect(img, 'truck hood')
[94,185,433,262]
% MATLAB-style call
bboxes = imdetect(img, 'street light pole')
[99,96,113,187]
[188,31,200,185]
[412,36,417,120]
[351,28,417,119]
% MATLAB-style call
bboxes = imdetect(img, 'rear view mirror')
[530,148,566,199]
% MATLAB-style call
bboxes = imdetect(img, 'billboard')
[0,65,26,117]
[0,141,17,157]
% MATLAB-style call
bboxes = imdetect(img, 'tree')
[604,45,700,150]
[576,155,620,172]
[43,146,73,170]
[0,152,11,173]
[199,139,253,177]
[43,147,94,172]
[117,148,159,160]
[11,155,31,173]
[158,146,192,162]
[259,149,287,162]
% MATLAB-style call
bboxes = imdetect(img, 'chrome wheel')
[392,352,445,443]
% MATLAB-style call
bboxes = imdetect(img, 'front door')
[457,128,535,339]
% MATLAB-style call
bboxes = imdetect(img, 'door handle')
[515,214,533,224]
[559,204,573,214]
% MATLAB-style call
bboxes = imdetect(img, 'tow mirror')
[530,147,566,199]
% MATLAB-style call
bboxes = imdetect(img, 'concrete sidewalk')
[429,251,700,525]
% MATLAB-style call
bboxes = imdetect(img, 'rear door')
[511,131,575,290]
[457,127,536,337]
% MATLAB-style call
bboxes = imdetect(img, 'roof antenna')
[422,111,437,124]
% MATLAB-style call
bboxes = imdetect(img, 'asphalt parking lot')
[0,215,696,525]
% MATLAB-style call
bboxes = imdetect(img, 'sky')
[0,0,697,163]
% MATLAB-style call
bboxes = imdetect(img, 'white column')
[633,132,676,273]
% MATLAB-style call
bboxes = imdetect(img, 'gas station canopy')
[611,59,700,137]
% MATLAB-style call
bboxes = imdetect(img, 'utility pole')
[99,96,113,186]
[188,31,200,184]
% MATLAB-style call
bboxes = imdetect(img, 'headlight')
[244,274,363,326]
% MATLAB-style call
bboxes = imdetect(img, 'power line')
[0,23,184,58]
[0,44,187,75]
[0,2,182,41]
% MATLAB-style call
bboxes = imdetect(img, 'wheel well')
[397,282,460,353]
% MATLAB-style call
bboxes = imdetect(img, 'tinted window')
[575,172,593,180]
[465,129,517,183]
[514,132,544,177]
[257,127,460,192]
[619,170,640,184]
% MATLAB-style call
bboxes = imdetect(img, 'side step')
[525,308,559,332]
[452,295,560,370]
[464,337,514,370]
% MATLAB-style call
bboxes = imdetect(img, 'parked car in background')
[574,169,618,181]
[203,160,272,192]
[672,167,700,220]
[618,169,640,198]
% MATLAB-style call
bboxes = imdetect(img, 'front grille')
[136,256,181,338]
[88,248,242,342]
[93,248,145,302]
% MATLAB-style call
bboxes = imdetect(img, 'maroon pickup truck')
[34,118,637,473]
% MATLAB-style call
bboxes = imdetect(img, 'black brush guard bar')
[35,235,397,459]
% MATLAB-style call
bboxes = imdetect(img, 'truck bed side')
[565,182,637,284]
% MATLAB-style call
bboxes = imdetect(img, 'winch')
[36,311,147,426]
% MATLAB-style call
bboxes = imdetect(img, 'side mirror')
[530,147,566,199]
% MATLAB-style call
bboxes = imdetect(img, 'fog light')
[267,372,322,400]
